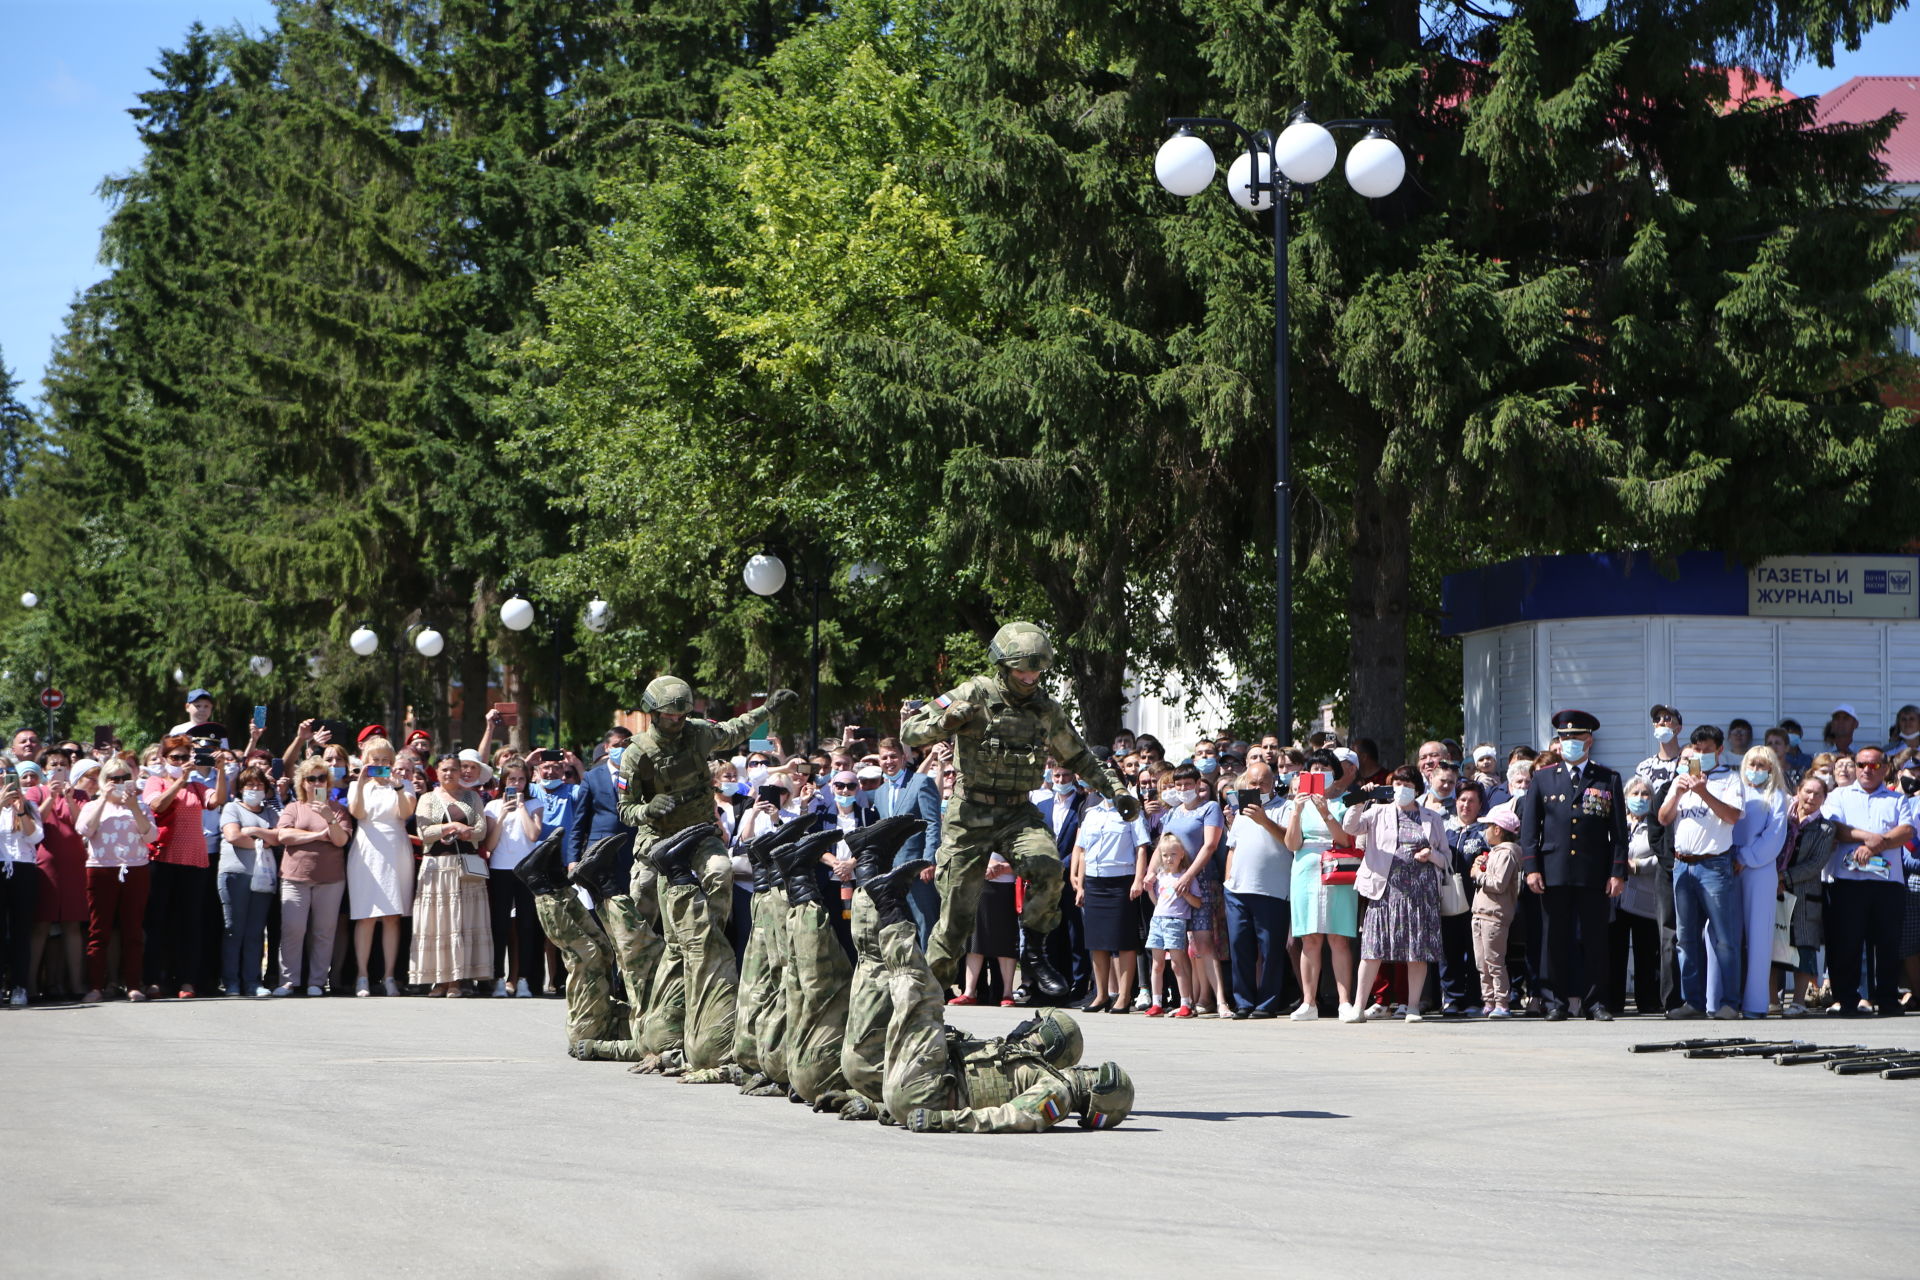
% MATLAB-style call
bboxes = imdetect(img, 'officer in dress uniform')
[1516,709,1629,1020]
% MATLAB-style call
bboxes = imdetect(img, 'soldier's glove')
[1112,790,1142,822]
[644,793,680,820]
[905,1108,945,1133]
[763,688,800,716]
[937,699,977,732]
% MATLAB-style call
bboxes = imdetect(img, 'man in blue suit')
[572,728,635,868]
[874,738,942,946]
[1031,765,1090,1001]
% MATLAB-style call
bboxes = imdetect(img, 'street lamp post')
[1155,107,1405,741]
[350,619,445,745]
[499,594,612,750]
[743,552,819,749]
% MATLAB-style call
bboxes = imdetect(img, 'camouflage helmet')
[1006,1009,1083,1069]
[987,621,1054,673]
[641,675,695,715]
[1076,1061,1133,1130]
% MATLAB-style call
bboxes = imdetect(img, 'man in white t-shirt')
[1222,762,1291,1019]
[1657,738,1745,1019]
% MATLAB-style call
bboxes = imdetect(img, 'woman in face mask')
[1608,777,1662,1016]
[1341,765,1450,1022]
[1773,773,1835,1016]
[218,766,282,997]
[1730,747,1790,1017]
[1885,705,1920,755]
[27,752,90,1003]
[142,735,230,999]
[710,760,743,843]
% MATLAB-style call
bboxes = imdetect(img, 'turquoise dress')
[1287,799,1360,938]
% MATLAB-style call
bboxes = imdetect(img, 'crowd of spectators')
[3,692,1915,1029]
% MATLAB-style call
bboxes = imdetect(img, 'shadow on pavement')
[1133,1109,1348,1121]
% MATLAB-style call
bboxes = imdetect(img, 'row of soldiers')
[509,639,1136,1133]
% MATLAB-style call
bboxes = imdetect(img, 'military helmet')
[988,621,1054,673]
[641,675,695,715]
[1007,1009,1083,1069]
[1077,1061,1133,1130]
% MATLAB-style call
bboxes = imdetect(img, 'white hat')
[70,759,102,784]
[1334,748,1359,766]
[456,749,495,785]
[856,764,884,783]
[1831,703,1859,720]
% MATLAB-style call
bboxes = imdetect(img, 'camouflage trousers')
[532,892,639,1061]
[600,889,673,1054]
[926,805,1062,989]
[625,859,686,1057]
[879,918,957,1120]
[734,887,790,1081]
[638,830,738,1070]
[839,887,890,1107]
[783,896,853,1104]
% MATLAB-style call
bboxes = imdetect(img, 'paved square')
[5,997,1918,1278]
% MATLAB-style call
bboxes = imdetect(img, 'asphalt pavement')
[5,993,1919,1278]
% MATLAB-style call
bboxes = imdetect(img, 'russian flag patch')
[1040,1097,1061,1122]
[935,694,953,710]
[1085,1110,1108,1129]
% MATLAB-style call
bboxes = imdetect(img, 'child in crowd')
[1470,808,1523,1018]
[1144,834,1204,1018]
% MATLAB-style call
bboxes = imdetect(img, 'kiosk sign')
[1748,556,1918,618]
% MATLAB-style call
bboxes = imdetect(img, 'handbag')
[1439,870,1471,917]
[1771,892,1798,968]
[459,852,490,881]
[1321,846,1362,886]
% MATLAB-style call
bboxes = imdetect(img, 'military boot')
[647,823,718,886]
[569,830,634,901]
[514,830,568,897]
[864,860,933,930]
[776,829,842,906]
[846,816,920,887]
[1020,940,1069,1001]
[741,812,823,890]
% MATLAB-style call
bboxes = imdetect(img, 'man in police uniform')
[900,623,1137,998]
[1516,709,1629,1020]
[619,676,798,1070]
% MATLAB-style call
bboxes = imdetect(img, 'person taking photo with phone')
[347,737,414,997]
[76,762,157,1001]
[484,757,544,997]
[143,735,229,999]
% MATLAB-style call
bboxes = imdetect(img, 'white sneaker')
[1405,1009,1426,1023]
[1338,1003,1364,1023]
[305,985,324,997]
[1712,1005,1741,1021]
[491,979,509,998]
[1288,1003,1320,1021]
[514,979,533,998]
[9,987,27,1007]
[355,979,371,998]
[383,978,402,997]
[271,985,293,997]
[1362,1002,1392,1021]
[254,986,272,998]
[1132,992,1152,1011]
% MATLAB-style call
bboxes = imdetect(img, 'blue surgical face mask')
[884,768,904,783]
[1195,756,1218,774]
[834,791,857,809]
[1626,794,1651,816]
[1697,751,1719,772]
[1787,733,1801,749]
[1393,784,1417,807]
[242,788,268,807]
[1051,781,1075,796]
[1743,768,1769,787]
[1561,737,1589,763]
[609,746,626,766]
[1653,725,1675,744]
[330,766,347,782]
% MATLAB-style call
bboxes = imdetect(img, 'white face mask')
[1164,789,1191,807]
[1653,725,1675,744]
[242,789,268,807]
[1393,785,1417,807]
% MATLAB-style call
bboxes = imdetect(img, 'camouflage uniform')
[620,679,790,1069]
[732,883,789,1083]
[599,887,670,1053]
[838,886,890,1108]
[532,891,640,1061]
[900,624,1131,989]
[782,893,854,1105]
[876,917,1129,1132]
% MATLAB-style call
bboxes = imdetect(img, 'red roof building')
[1813,75,1920,188]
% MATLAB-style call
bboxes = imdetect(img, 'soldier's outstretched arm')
[901,684,982,750]
[907,1076,1076,1134]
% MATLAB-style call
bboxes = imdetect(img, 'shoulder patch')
[935,694,953,710]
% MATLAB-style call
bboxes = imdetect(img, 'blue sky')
[3,0,1918,406]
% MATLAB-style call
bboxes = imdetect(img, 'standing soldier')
[619,677,798,1070]
[1516,709,1629,1021]
[901,623,1138,998]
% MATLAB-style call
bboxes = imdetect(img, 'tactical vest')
[954,675,1051,803]
[951,1035,1060,1111]
[630,723,719,837]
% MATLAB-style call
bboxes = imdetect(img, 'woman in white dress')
[347,737,416,997]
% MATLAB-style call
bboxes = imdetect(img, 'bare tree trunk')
[1347,462,1411,769]
[460,597,490,751]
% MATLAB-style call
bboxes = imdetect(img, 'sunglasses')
[167,754,191,762]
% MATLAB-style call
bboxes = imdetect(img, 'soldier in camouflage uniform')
[515,835,639,1061]
[901,622,1138,997]
[839,816,927,1110]
[863,857,1135,1133]
[619,677,798,1071]
[570,830,677,1060]
[771,827,864,1108]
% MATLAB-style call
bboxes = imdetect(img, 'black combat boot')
[514,830,567,897]
[1020,940,1069,1001]
[776,829,842,906]
[864,860,933,930]
[569,830,634,901]
[647,823,717,887]
[846,816,921,887]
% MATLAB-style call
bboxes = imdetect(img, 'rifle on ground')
[1629,1037,1758,1054]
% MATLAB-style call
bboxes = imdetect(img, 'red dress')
[26,786,89,922]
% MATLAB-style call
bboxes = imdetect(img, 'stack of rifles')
[1632,1037,1920,1079]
